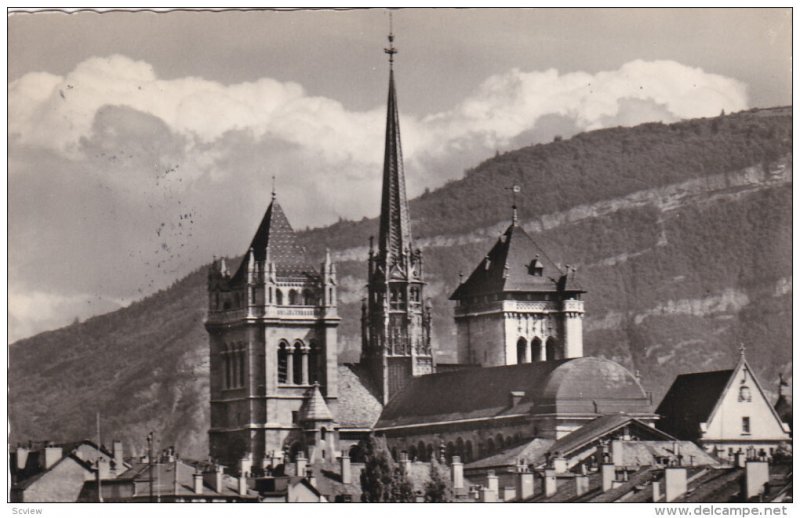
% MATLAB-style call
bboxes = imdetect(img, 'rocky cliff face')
[9,107,791,459]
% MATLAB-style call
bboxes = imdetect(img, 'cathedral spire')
[378,25,412,267]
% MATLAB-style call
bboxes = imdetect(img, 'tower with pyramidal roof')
[361,28,434,405]
[206,189,340,468]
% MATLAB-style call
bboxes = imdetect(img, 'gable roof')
[376,357,652,430]
[232,196,320,283]
[450,222,582,300]
[655,369,733,440]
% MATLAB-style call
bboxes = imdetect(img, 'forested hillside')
[10,107,791,459]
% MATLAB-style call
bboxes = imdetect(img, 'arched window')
[446,442,455,463]
[349,444,364,463]
[320,427,327,441]
[289,289,299,305]
[739,386,752,402]
[487,438,496,454]
[517,337,528,364]
[409,445,417,461]
[465,441,474,462]
[496,433,505,450]
[531,337,542,362]
[456,437,465,460]
[308,341,319,385]
[238,346,246,387]
[293,342,304,384]
[277,342,289,383]
[303,289,314,305]
[546,337,559,361]
[275,289,283,305]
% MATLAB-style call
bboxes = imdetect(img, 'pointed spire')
[378,26,412,267]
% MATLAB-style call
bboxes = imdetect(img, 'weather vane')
[271,175,276,200]
[384,11,398,66]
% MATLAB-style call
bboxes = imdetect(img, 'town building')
[656,348,791,459]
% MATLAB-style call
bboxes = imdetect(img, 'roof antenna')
[384,10,398,68]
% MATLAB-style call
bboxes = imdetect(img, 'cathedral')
[205,31,654,471]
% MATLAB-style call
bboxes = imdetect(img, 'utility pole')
[147,432,154,503]
[96,412,103,502]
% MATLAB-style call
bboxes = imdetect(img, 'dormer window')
[528,255,544,277]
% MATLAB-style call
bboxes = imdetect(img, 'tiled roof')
[232,198,320,283]
[655,369,733,440]
[376,358,652,429]
[546,414,675,461]
[299,385,334,422]
[464,438,554,471]
[335,364,384,428]
[450,222,582,299]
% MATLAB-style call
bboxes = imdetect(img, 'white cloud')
[8,54,749,341]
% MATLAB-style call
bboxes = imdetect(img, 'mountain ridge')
[10,106,792,459]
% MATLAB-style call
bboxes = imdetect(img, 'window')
[293,342,304,384]
[275,289,283,305]
[531,337,542,362]
[289,289,299,305]
[529,257,544,276]
[516,337,527,364]
[277,342,288,383]
[742,417,751,434]
[308,342,319,385]
[738,386,752,402]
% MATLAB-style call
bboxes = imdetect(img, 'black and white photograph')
[6,6,793,510]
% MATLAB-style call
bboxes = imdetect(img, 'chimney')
[239,453,253,478]
[95,464,104,503]
[479,487,497,502]
[544,468,557,497]
[486,470,499,493]
[652,480,661,502]
[112,440,124,470]
[44,444,63,470]
[509,391,525,407]
[601,463,615,492]
[306,467,317,488]
[451,455,464,490]
[501,486,516,501]
[745,460,769,500]
[295,452,307,477]
[340,453,352,484]
[399,451,410,474]
[204,464,225,493]
[611,440,624,468]
[515,466,535,500]
[575,473,590,496]
[553,453,568,474]
[193,472,204,495]
[16,447,29,470]
[238,475,248,496]
[664,466,687,502]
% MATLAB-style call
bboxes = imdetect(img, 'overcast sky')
[8,8,792,342]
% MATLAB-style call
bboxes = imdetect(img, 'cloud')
[8,54,749,341]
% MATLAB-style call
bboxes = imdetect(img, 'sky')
[7,8,792,342]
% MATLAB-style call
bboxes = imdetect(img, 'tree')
[359,435,414,502]
[423,456,453,502]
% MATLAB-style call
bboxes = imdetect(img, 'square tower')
[206,193,340,469]
[450,213,585,367]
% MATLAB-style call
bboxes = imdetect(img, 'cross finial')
[739,343,746,359]
[505,184,521,225]
[384,11,398,67]
[271,175,276,201]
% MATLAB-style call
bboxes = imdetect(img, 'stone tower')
[206,191,340,468]
[450,208,584,367]
[361,31,433,405]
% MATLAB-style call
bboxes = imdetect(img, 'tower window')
[277,342,288,384]
[742,417,751,434]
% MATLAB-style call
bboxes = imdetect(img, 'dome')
[536,357,651,415]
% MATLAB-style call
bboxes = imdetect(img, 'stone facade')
[206,196,340,468]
